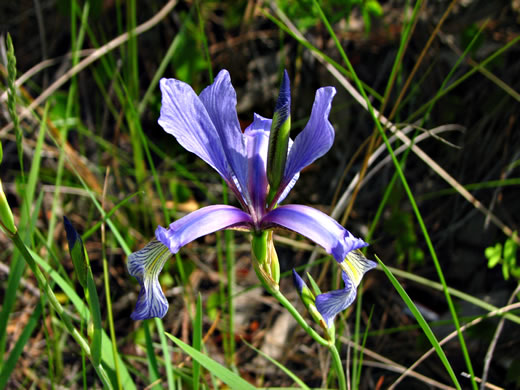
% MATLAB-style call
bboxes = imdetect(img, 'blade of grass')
[242,339,311,390]
[310,2,478,385]
[0,301,42,389]
[376,256,461,388]
[165,333,258,390]
[30,249,136,389]
[193,294,203,390]
[143,321,161,389]
[155,318,176,390]
[0,0,178,135]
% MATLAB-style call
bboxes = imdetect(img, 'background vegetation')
[1,0,519,388]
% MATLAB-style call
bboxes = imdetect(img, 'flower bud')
[251,231,280,291]
[292,270,330,332]
[267,70,291,203]
[0,179,16,235]
[63,216,88,288]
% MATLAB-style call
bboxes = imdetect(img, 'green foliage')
[384,184,425,268]
[277,0,383,33]
[485,232,519,280]
[461,23,485,57]
[166,333,258,390]
[172,12,210,85]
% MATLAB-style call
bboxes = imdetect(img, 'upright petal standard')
[128,69,374,321]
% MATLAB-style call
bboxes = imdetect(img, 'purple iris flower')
[128,69,368,320]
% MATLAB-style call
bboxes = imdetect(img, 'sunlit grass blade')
[165,333,258,390]
[376,256,461,389]
[309,1,478,386]
[86,271,102,366]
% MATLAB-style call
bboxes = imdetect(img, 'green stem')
[329,342,347,390]
[269,289,328,347]
[9,231,113,389]
[269,288,347,389]
[103,254,122,390]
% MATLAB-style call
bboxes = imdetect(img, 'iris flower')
[128,69,370,320]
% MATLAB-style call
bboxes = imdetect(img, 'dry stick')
[461,373,504,390]
[319,51,518,243]
[339,337,456,390]
[388,301,520,389]
[0,0,178,136]
[0,50,96,103]
[340,0,427,226]
[480,284,520,390]
[272,4,519,245]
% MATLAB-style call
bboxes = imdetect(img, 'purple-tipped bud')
[63,216,88,288]
[274,70,291,122]
[63,216,80,250]
[267,70,292,201]
[292,269,306,294]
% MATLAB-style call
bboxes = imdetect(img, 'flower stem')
[269,288,329,347]
[269,288,346,389]
[329,341,347,390]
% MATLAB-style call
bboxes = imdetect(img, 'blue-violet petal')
[282,87,336,188]
[156,205,253,254]
[158,78,234,186]
[261,204,367,263]
[199,70,249,201]
[315,272,356,328]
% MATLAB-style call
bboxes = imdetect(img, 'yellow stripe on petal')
[339,249,377,287]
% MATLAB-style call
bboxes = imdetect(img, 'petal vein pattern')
[199,70,249,201]
[315,272,357,328]
[261,204,367,262]
[158,78,234,185]
[127,240,172,320]
[283,87,336,187]
[156,205,253,254]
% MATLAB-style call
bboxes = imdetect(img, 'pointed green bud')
[292,270,330,332]
[63,216,88,288]
[0,179,17,235]
[252,230,269,265]
[267,70,291,202]
[251,231,280,291]
[267,233,280,284]
[292,269,315,307]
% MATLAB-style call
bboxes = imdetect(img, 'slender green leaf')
[243,339,310,390]
[31,249,136,389]
[155,318,176,390]
[0,302,42,388]
[376,256,461,389]
[165,333,257,390]
[144,321,161,389]
[193,294,203,390]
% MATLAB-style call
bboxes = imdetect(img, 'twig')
[340,337,456,390]
[389,301,520,389]
[480,284,520,390]
[0,0,177,135]
[269,2,519,245]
